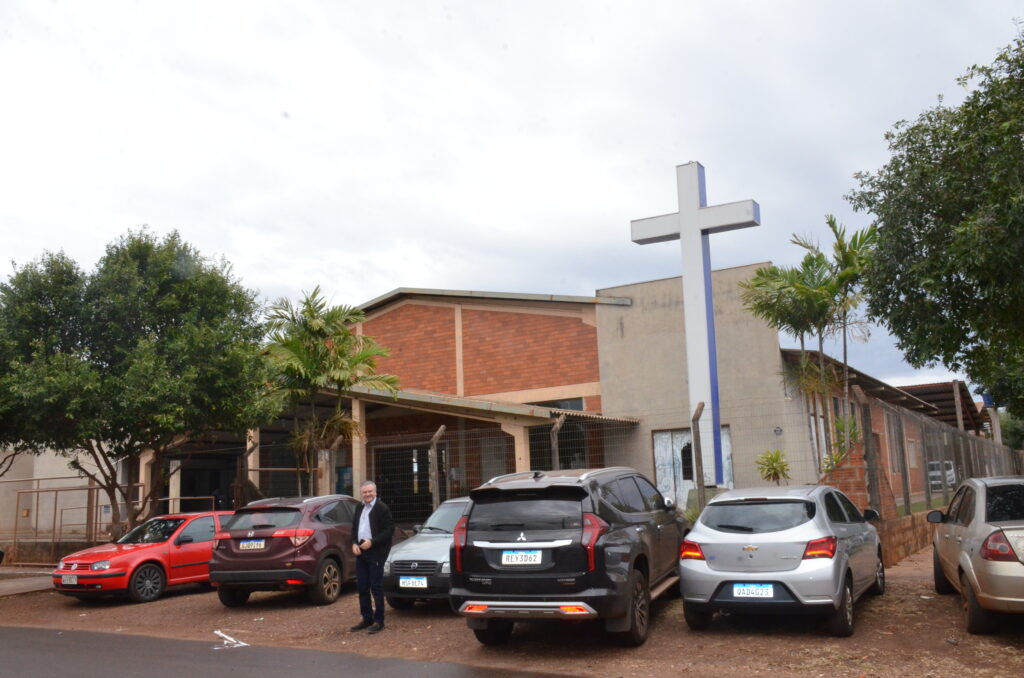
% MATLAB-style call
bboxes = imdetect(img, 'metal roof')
[894,381,988,434]
[359,287,632,313]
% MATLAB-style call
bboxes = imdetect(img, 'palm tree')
[794,217,877,457]
[265,286,399,495]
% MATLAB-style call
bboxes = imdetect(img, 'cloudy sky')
[1,1,1019,389]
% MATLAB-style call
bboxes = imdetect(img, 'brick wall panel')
[363,305,457,393]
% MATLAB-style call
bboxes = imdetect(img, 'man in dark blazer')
[349,479,394,634]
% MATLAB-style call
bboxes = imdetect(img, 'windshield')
[117,518,186,544]
[224,508,301,530]
[987,484,1024,522]
[421,502,466,533]
[702,500,815,534]
[469,491,582,531]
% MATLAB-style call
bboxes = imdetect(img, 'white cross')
[631,162,760,486]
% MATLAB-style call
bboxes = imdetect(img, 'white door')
[654,427,731,510]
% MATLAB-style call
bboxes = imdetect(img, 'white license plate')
[399,576,428,588]
[61,574,78,585]
[501,549,541,565]
[733,583,773,598]
[239,539,265,551]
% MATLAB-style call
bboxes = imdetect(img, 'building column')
[246,428,260,487]
[352,398,367,489]
[501,423,530,473]
[168,459,181,513]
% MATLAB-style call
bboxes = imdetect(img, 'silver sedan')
[928,476,1024,633]
[679,485,884,637]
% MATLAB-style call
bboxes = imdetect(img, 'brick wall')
[876,512,933,567]
[363,304,457,392]
[462,309,598,396]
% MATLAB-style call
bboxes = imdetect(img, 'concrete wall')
[596,264,815,486]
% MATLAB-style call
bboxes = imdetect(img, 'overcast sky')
[1,2,1019,391]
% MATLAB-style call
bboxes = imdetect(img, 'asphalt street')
[0,627,560,678]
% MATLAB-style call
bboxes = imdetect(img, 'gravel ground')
[1,547,1022,678]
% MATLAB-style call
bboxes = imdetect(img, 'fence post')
[428,425,446,511]
[691,402,706,512]
[861,403,882,514]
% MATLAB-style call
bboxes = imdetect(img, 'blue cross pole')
[631,162,760,485]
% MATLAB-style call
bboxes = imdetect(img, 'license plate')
[733,583,773,598]
[239,539,265,551]
[399,576,428,588]
[61,574,77,586]
[501,549,541,565]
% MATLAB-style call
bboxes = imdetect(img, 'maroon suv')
[210,495,363,607]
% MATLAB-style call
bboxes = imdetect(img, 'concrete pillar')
[988,407,1003,445]
[352,398,367,488]
[168,459,181,513]
[501,423,530,473]
[246,428,260,487]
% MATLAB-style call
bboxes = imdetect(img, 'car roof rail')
[579,466,637,481]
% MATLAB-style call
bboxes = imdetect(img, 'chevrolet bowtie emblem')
[516,532,527,542]
[742,545,759,552]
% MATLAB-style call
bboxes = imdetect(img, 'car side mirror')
[926,510,946,524]
[413,524,422,533]
[663,498,675,511]
[175,535,194,546]
[862,509,879,522]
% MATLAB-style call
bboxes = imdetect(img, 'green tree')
[1001,411,1024,451]
[848,36,1024,415]
[0,231,279,534]
[265,287,398,495]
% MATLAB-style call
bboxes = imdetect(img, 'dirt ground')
[2,547,1022,678]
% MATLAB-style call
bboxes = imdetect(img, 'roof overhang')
[359,287,632,314]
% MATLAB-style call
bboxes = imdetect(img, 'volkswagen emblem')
[516,531,527,542]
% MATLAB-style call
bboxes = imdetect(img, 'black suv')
[449,467,687,646]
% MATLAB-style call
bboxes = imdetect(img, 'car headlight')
[440,561,450,574]
[383,560,391,575]
[90,560,111,571]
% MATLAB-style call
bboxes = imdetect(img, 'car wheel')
[825,575,854,637]
[128,563,166,603]
[933,549,955,595]
[307,558,342,606]
[472,619,514,646]
[217,586,251,608]
[616,569,651,647]
[387,596,415,610]
[683,603,713,630]
[960,573,994,635]
[868,550,886,595]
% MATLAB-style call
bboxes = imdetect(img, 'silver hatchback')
[928,476,1024,634]
[679,485,884,637]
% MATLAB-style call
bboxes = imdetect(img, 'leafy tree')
[1001,411,1024,451]
[0,231,279,534]
[265,287,398,495]
[848,36,1024,415]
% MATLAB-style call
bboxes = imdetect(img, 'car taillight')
[213,531,231,549]
[272,527,315,547]
[581,512,609,572]
[980,531,1019,562]
[680,540,705,560]
[803,536,837,559]
[453,516,468,573]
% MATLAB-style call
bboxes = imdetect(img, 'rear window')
[469,490,582,531]
[987,484,1024,522]
[224,508,302,530]
[701,500,816,534]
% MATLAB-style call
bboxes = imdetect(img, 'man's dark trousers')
[355,550,385,624]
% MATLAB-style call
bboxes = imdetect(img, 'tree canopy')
[847,36,1024,415]
[0,230,280,531]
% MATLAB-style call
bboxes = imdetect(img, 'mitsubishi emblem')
[516,531,527,542]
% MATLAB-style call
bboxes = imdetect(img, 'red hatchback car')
[52,511,233,603]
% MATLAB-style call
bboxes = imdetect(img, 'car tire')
[217,586,251,607]
[933,549,955,595]
[308,558,342,606]
[683,603,713,631]
[386,596,415,610]
[960,573,994,635]
[616,568,651,647]
[128,563,166,603]
[825,575,855,637]
[868,550,886,595]
[472,619,514,646]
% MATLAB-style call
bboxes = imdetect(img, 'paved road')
[0,627,559,678]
